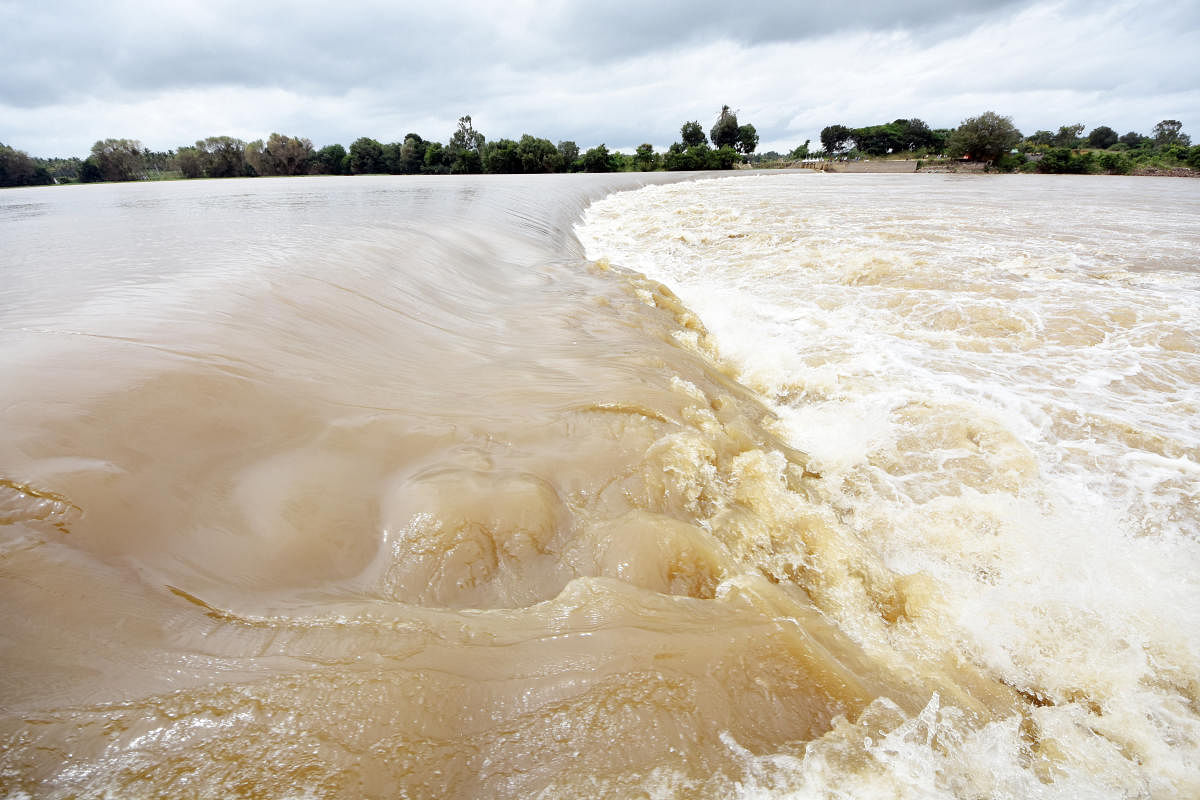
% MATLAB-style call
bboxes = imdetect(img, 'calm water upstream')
[1,172,1198,798]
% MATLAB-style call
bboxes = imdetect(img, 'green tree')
[175,146,205,178]
[581,144,616,172]
[0,142,53,186]
[1097,152,1132,174]
[1086,125,1118,149]
[90,138,144,181]
[820,124,854,153]
[1050,124,1084,148]
[710,105,738,149]
[633,143,659,171]
[1153,119,1189,147]
[947,112,1022,165]
[1037,147,1096,174]
[247,133,314,176]
[735,124,758,155]
[349,137,385,174]
[851,124,902,155]
[482,138,522,173]
[312,144,345,173]
[399,134,427,174]
[1118,131,1146,148]
[788,140,811,159]
[557,140,580,169]
[680,120,707,148]
[1028,130,1055,147]
[423,142,447,174]
[447,115,484,174]
[517,135,562,173]
[314,144,348,174]
[895,118,936,151]
[195,136,248,178]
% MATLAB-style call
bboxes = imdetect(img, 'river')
[1,172,1198,798]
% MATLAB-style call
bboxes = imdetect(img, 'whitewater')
[1,171,1198,798]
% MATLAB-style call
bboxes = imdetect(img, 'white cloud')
[1,0,1197,156]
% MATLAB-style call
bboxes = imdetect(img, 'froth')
[578,172,1200,798]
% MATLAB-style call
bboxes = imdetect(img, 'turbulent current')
[1,172,1198,798]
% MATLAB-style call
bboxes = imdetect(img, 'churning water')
[1,172,1198,798]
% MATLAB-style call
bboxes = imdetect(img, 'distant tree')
[788,140,810,159]
[1153,119,1189,147]
[947,112,1022,164]
[34,155,82,183]
[482,138,522,173]
[556,140,580,169]
[735,123,758,155]
[314,144,348,174]
[851,124,902,156]
[517,135,562,173]
[1050,124,1084,148]
[349,137,385,174]
[1097,152,1132,174]
[713,145,739,169]
[246,133,314,176]
[447,115,485,174]
[1037,147,1096,174]
[78,157,104,182]
[710,105,739,149]
[381,141,404,174]
[0,142,53,186]
[680,120,707,148]
[1086,125,1118,149]
[175,146,205,178]
[195,136,248,178]
[894,118,936,151]
[820,124,854,153]
[1028,130,1055,146]
[90,138,144,181]
[423,142,447,174]
[398,134,427,174]
[581,144,616,172]
[633,143,659,171]
[1118,131,1146,148]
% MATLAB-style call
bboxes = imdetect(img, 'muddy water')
[1,172,1197,798]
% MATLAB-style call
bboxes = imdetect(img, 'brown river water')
[1,172,1198,798]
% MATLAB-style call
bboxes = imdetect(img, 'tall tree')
[820,124,854,153]
[447,115,485,174]
[0,142,53,186]
[1153,119,1189,147]
[735,124,758,155]
[1086,125,1118,149]
[947,112,1022,164]
[710,105,739,149]
[680,121,707,148]
[557,140,580,169]
[349,137,385,174]
[195,136,247,178]
[633,143,659,171]
[1051,124,1084,148]
[314,144,348,174]
[91,138,144,181]
[399,134,427,174]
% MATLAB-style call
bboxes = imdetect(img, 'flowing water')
[0,172,1197,798]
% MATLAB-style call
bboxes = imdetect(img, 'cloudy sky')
[1,0,1197,157]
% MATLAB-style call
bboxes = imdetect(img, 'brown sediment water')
[1,172,1198,798]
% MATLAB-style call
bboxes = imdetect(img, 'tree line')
[3,107,1197,187]
[789,114,1199,174]
[1,106,761,186]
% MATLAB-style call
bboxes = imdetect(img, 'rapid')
[1,171,1198,798]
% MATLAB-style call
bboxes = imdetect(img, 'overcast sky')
[2,0,1197,157]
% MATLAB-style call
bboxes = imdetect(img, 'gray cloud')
[2,0,1198,156]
